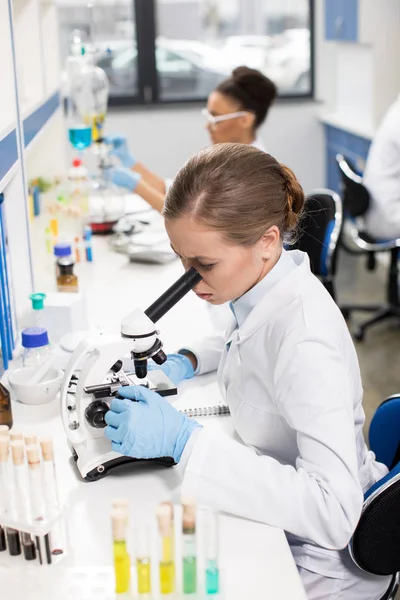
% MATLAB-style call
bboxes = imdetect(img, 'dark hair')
[163,143,305,244]
[215,66,277,128]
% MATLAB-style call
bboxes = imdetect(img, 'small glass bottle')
[21,328,52,368]
[57,258,79,292]
[0,383,13,428]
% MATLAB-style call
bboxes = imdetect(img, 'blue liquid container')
[206,560,219,595]
[68,126,92,150]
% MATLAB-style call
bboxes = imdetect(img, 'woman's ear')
[240,112,256,130]
[260,226,280,259]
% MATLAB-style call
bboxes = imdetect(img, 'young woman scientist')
[104,144,390,599]
[106,66,277,212]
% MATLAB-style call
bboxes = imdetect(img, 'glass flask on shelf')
[70,46,109,145]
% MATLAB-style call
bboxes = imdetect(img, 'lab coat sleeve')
[180,339,363,550]
[179,333,226,375]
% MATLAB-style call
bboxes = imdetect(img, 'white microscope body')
[60,268,201,480]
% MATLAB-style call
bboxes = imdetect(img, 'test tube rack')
[0,507,66,567]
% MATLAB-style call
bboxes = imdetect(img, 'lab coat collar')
[234,250,313,342]
[229,249,296,329]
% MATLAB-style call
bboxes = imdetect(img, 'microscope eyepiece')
[152,349,167,365]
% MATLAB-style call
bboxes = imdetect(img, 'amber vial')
[0,382,13,428]
[56,258,79,293]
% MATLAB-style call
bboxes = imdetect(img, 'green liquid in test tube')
[182,499,197,594]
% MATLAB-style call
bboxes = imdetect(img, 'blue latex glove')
[111,167,142,192]
[147,353,195,386]
[105,135,136,168]
[104,385,201,463]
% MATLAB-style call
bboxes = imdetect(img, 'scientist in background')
[106,66,277,213]
[105,144,389,600]
[364,95,400,239]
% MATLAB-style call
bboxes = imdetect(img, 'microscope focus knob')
[85,401,110,429]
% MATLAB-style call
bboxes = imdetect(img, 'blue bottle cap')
[21,327,49,348]
[54,243,72,257]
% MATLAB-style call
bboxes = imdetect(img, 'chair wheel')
[354,328,365,342]
[341,308,350,320]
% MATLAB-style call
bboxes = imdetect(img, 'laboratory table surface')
[1,228,307,600]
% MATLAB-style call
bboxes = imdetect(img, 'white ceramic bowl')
[9,366,64,405]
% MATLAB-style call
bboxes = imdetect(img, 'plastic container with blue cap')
[21,327,52,368]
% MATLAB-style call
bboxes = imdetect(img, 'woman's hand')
[110,167,142,191]
[104,385,201,463]
[105,134,136,168]
[147,353,196,385]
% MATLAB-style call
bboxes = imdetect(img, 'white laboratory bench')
[1,233,307,600]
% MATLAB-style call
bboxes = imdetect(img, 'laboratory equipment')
[204,509,219,595]
[60,267,202,481]
[0,382,13,428]
[111,508,131,594]
[54,243,79,292]
[68,158,89,220]
[9,366,63,405]
[57,258,79,293]
[10,441,36,561]
[182,499,197,595]
[21,328,52,368]
[88,150,125,233]
[68,47,108,148]
[83,226,93,261]
[29,293,46,327]
[156,503,175,594]
[136,525,151,595]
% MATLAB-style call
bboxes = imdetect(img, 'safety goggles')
[201,108,250,128]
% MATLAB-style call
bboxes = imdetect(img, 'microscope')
[60,268,201,481]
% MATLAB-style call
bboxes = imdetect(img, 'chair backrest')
[291,189,342,277]
[369,395,400,470]
[349,462,400,577]
[336,153,370,218]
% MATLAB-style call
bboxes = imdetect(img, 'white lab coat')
[180,250,389,598]
[364,97,400,239]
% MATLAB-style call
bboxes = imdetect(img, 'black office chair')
[348,395,400,600]
[291,189,343,301]
[336,154,400,340]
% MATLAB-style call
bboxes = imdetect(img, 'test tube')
[156,504,175,595]
[136,525,151,596]
[26,445,51,564]
[111,508,131,594]
[9,429,23,442]
[0,437,21,555]
[204,509,219,595]
[24,434,37,447]
[182,498,197,595]
[40,438,64,555]
[0,437,8,551]
[10,441,36,560]
[0,425,9,437]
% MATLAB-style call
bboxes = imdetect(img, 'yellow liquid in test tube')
[113,541,130,594]
[137,557,151,594]
[160,536,174,594]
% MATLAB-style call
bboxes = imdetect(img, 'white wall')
[106,99,325,195]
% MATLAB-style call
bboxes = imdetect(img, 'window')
[57,0,314,105]
[155,0,313,101]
